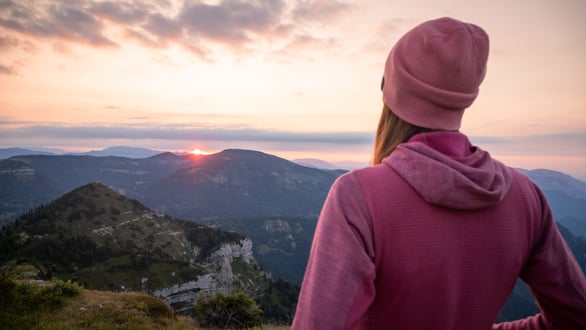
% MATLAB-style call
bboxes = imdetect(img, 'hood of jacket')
[385,132,512,210]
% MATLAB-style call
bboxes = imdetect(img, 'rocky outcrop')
[210,238,254,263]
[153,274,216,307]
[152,238,263,310]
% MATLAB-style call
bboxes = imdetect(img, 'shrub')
[0,276,83,329]
[46,279,83,300]
[194,291,263,329]
[125,293,173,318]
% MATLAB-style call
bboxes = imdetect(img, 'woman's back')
[354,150,543,328]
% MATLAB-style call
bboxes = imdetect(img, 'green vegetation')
[194,291,263,329]
[0,276,82,329]
[257,278,299,324]
[0,274,290,330]
[0,182,300,326]
[0,274,197,330]
[0,183,247,292]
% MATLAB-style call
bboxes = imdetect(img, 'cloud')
[469,132,586,158]
[89,1,151,24]
[178,0,286,48]
[0,123,373,145]
[292,0,352,24]
[0,34,18,49]
[143,13,181,40]
[470,132,586,145]
[0,0,117,47]
[2,119,581,151]
[0,63,17,75]
[0,0,351,61]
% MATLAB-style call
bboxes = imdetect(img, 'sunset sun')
[190,148,209,156]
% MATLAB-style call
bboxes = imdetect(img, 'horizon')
[1,1,584,180]
[3,144,586,182]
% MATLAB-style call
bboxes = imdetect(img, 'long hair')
[372,104,433,165]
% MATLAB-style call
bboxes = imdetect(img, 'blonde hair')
[372,104,433,165]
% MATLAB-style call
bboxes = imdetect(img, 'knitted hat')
[381,17,489,130]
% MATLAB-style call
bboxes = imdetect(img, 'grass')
[38,290,197,330]
[43,290,290,329]
[0,276,290,330]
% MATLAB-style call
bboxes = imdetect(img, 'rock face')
[153,274,215,308]
[153,238,263,310]
[210,239,255,263]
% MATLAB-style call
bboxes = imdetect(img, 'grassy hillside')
[0,273,288,330]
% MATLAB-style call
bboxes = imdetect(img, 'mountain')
[142,149,343,220]
[0,149,342,225]
[0,152,195,225]
[518,168,586,197]
[292,158,341,170]
[82,146,162,158]
[0,147,56,158]
[557,216,586,238]
[292,158,369,170]
[519,169,586,235]
[0,158,62,225]
[0,183,271,313]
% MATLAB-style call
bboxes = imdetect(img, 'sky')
[0,0,585,180]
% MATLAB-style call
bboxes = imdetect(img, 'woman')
[292,17,586,329]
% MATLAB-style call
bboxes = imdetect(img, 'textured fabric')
[389,132,512,209]
[382,17,489,130]
[292,132,586,329]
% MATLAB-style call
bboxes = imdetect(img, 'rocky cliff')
[153,238,264,310]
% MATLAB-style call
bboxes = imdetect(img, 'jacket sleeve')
[291,172,376,329]
[493,187,586,330]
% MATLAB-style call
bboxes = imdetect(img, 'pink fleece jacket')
[292,132,586,329]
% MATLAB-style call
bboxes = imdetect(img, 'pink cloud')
[0,0,351,61]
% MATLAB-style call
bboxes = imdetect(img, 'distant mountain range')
[1,146,368,169]
[1,148,583,232]
[0,146,162,159]
[0,149,342,224]
[292,158,342,170]
[0,147,56,158]
[81,146,163,158]
[142,149,343,220]
[515,168,586,237]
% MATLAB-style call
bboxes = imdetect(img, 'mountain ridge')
[0,182,298,320]
[1,183,249,290]
[1,149,585,237]
[143,149,342,220]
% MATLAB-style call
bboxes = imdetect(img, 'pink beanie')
[381,17,489,130]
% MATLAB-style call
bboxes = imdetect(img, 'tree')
[194,291,263,329]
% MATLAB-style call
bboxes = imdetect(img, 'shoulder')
[350,163,410,195]
[508,168,546,203]
[330,164,398,194]
[505,168,551,226]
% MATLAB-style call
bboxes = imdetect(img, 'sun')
[190,148,209,156]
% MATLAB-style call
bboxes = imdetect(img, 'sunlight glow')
[190,148,210,156]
